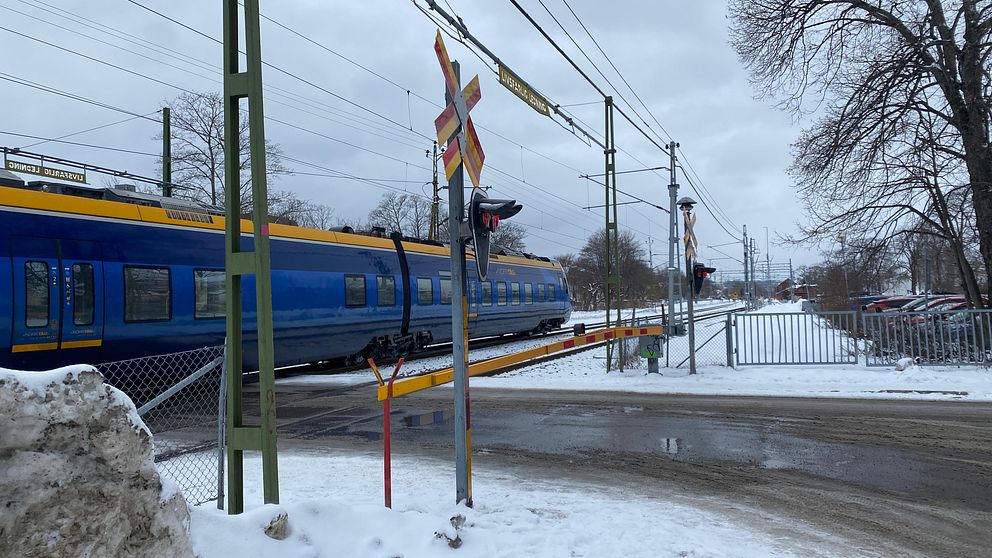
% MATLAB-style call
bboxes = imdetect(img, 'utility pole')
[223,0,279,513]
[742,225,750,308]
[666,141,678,367]
[789,258,795,301]
[750,238,758,301]
[162,107,172,197]
[647,235,653,271]
[603,96,622,371]
[428,141,441,241]
[764,226,771,283]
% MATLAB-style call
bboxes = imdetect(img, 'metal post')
[216,342,227,510]
[223,0,279,513]
[429,141,440,241]
[742,226,750,308]
[666,141,678,367]
[686,252,697,375]
[446,61,473,507]
[725,313,734,367]
[789,259,795,301]
[162,107,172,197]
[682,203,697,375]
[603,97,621,371]
[750,239,758,303]
[764,226,771,283]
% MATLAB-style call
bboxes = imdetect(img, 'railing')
[862,309,992,367]
[733,311,858,366]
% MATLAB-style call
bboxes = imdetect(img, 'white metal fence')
[732,311,859,366]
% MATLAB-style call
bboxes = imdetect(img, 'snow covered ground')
[189,450,855,558]
[280,301,992,402]
[194,301,987,555]
[564,299,734,326]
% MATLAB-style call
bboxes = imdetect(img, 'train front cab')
[4,236,105,370]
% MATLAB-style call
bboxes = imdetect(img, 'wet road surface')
[260,383,992,556]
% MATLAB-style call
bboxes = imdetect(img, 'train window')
[510,283,520,305]
[524,283,533,304]
[377,276,396,306]
[417,277,433,305]
[537,283,545,302]
[124,267,171,322]
[194,270,225,319]
[548,284,556,302]
[482,281,493,307]
[497,282,507,305]
[24,261,49,328]
[561,276,568,293]
[440,278,452,305]
[73,263,95,326]
[345,275,367,307]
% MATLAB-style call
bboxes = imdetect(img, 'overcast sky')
[0,0,817,277]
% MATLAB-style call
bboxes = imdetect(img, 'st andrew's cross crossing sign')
[682,207,698,261]
[433,31,485,188]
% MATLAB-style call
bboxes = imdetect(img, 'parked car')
[863,295,920,313]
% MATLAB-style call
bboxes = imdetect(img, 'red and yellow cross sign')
[433,31,485,188]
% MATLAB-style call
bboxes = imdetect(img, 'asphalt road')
[262,383,992,556]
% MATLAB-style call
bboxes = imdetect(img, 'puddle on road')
[394,408,985,506]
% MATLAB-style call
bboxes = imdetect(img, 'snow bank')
[0,366,193,557]
[189,451,849,557]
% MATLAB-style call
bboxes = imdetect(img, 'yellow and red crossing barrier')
[376,325,665,401]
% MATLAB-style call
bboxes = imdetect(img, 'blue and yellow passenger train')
[0,180,571,371]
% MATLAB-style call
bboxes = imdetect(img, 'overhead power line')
[0,130,160,157]
[506,0,669,156]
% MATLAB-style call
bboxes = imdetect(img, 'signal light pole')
[666,141,679,368]
[679,197,698,375]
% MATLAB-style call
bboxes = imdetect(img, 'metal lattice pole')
[223,0,279,513]
[604,97,621,370]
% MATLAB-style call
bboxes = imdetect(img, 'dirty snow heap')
[0,365,193,557]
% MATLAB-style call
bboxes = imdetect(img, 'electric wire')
[12,0,430,147]
[0,130,161,157]
[5,2,652,252]
[17,112,157,149]
[118,0,624,240]
[507,0,670,156]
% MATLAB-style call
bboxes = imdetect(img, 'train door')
[467,279,479,336]
[9,237,104,368]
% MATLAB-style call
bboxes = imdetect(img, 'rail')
[376,324,667,400]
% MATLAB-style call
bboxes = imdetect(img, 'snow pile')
[189,451,847,557]
[0,365,193,557]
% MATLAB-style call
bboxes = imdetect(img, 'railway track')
[271,302,742,383]
[471,304,743,378]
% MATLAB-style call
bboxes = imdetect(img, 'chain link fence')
[95,346,225,506]
[665,314,733,369]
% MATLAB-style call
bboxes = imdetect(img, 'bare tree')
[296,202,337,230]
[367,192,446,239]
[158,91,287,213]
[730,1,992,307]
[491,221,527,253]
[569,229,654,310]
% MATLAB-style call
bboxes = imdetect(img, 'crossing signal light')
[470,190,522,280]
[693,263,716,297]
